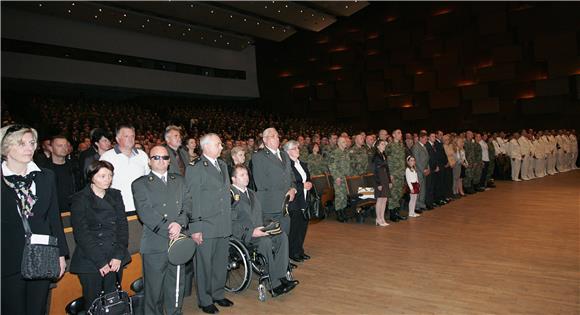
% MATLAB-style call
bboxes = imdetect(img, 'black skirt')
[460,165,466,178]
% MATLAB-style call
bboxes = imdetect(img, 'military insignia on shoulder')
[170,175,176,180]
[233,194,240,201]
[148,176,154,181]
[265,149,270,155]
[203,161,209,166]
[191,156,201,165]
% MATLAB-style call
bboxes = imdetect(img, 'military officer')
[250,128,297,235]
[546,131,558,175]
[570,130,578,170]
[163,125,190,176]
[132,146,191,315]
[484,133,496,188]
[464,131,479,192]
[532,132,546,178]
[326,136,352,222]
[185,133,233,314]
[508,132,523,181]
[519,131,533,180]
[349,132,369,176]
[230,165,297,297]
[385,129,407,221]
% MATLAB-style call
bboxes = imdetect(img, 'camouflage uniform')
[365,145,376,173]
[349,145,370,176]
[473,141,483,187]
[326,147,351,211]
[464,139,481,189]
[305,153,328,176]
[486,140,496,185]
[385,141,406,210]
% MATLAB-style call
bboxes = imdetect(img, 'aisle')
[183,171,580,315]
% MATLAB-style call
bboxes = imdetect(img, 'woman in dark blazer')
[69,160,131,310]
[284,140,313,263]
[372,139,392,227]
[1,125,69,315]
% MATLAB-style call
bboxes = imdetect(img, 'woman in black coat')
[69,160,131,310]
[1,125,69,315]
[284,140,313,263]
[372,139,392,227]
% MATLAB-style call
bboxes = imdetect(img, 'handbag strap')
[99,271,123,294]
[17,206,34,237]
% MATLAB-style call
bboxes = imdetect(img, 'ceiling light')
[311,13,314,17]
[264,5,268,9]
[244,18,247,22]
[201,36,204,39]
[141,24,145,28]
[300,10,303,13]
[277,10,281,13]
[123,13,127,17]
[188,27,191,31]
[71,2,75,6]
[210,10,214,14]
[98,8,102,12]
[271,26,275,29]
[219,34,223,38]
[94,15,98,19]
[256,21,260,25]
[190,4,194,7]
[230,15,233,18]
[283,29,286,33]
[226,42,230,45]
[38,3,42,7]
[118,59,122,63]
[68,9,71,13]
[285,4,288,8]
[345,5,349,9]
[168,23,172,27]
[213,39,217,42]
[147,19,150,22]
[182,33,186,36]
[118,20,122,23]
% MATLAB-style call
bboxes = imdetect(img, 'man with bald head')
[250,128,297,235]
[132,145,190,315]
[185,133,233,314]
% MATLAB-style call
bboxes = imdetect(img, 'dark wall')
[256,2,580,132]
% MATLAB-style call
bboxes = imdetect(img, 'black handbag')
[19,212,60,280]
[88,273,133,315]
[307,188,325,220]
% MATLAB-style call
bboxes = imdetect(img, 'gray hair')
[164,125,182,141]
[200,133,219,151]
[262,127,277,139]
[283,140,299,152]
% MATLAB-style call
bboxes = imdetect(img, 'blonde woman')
[453,137,468,197]
[443,134,457,199]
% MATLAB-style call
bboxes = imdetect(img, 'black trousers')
[288,209,308,258]
[480,161,490,187]
[78,270,123,311]
[443,166,454,198]
[1,272,51,315]
[425,174,434,207]
[433,170,445,202]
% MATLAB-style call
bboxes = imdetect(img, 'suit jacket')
[435,139,449,167]
[426,142,438,171]
[185,155,232,239]
[80,146,100,187]
[1,168,69,277]
[230,186,263,244]
[372,152,391,186]
[132,172,191,254]
[412,143,430,174]
[164,144,190,176]
[69,186,130,274]
[288,160,311,211]
[250,148,296,214]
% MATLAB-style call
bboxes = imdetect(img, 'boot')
[336,209,347,223]
[395,208,407,221]
[388,208,399,222]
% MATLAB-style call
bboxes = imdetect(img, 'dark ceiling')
[4,1,369,51]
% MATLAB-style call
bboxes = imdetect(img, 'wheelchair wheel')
[225,238,252,293]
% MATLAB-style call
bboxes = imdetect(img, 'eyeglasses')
[150,155,170,161]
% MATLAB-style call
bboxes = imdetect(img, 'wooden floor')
[182,171,580,315]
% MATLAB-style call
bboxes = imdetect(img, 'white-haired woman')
[1,124,69,315]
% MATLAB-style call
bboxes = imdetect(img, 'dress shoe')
[272,283,294,297]
[200,304,219,314]
[396,214,407,220]
[375,219,389,227]
[415,209,423,214]
[437,200,447,205]
[301,253,311,260]
[289,262,298,269]
[280,277,300,286]
[290,256,303,263]
[213,298,234,307]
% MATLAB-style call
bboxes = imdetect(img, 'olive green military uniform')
[326,147,351,211]
[349,145,370,176]
[304,153,328,176]
[464,139,481,189]
[386,141,406,210]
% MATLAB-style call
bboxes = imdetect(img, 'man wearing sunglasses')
[132,146,191,315]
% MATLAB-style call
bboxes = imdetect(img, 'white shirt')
[405,168,418,192]
[2,161,40,195]
[151,170,168,182]
[508,139,522,160]
[293,160,308,202]
[267,146,282,160]
[479,140,489,162]
[204,154,220,169]
[100,146,150,212]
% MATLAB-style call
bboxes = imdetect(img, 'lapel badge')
[203,161,209,167]
[234,194,240,201]
[170,175,176,180]
[148,176,154,181]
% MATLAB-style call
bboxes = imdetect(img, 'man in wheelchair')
[230,164,298,297]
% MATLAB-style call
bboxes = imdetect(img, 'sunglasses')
[150,155,170,161]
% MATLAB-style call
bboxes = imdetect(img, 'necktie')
[214,160,222,173]
[161,175,167,184]
[276,150,282,161]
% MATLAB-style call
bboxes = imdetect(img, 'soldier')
[364,134,376,173]
[508,132,523,181]
[304,143,328,176]
[546,130,558,175]
[185,133,233,314]
[485,134,496,188]
[570,130,578,170]
[132,146,190,315]
[250,128,297,235]
[472,133,484,191]
[385,129,407,221]
[349,132,369,176]
[519,131,532,180]
[326,136,352,222]
[532,132,546,178]
[463,131,478,193]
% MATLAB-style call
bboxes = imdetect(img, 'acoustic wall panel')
[472,97,500,114]
[478,10,507,35]
[430,88,460,108]
[492,45,522,63]
[387,95,413,108]
[316,84,336,100]
[547,58,580,77]
[535,32,577,60]
[415,72,437,91]
[462,84,489,100]
[366,81,386,110]
[535,78,569,96]
[477,64,516,82]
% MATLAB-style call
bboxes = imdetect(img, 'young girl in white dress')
[405,156,421,218]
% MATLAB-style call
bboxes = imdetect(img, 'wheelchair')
[225,237,294,302]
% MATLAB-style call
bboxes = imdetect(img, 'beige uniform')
[508,138,522,181]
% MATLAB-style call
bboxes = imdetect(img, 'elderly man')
[185,133,233,314]
[101,124,150,212]
[230,164,297,297]
[132,146,190,315]
[163,125,189,176]
[250,128,296,235]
